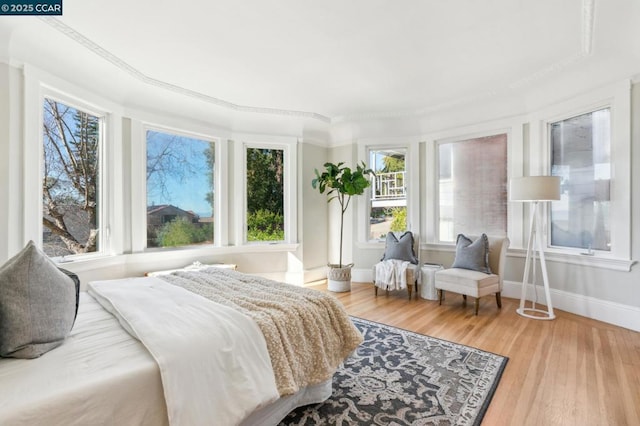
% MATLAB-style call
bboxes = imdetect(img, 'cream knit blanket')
[159,268,363,396]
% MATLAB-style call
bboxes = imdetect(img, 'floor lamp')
[510,176,561,320]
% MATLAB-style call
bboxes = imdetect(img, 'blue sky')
[146,131,213,217]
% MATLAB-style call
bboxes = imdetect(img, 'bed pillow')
[380,231,418,264]
[0,241,78,358]
[58,267,81,325]
[451,233,492,274]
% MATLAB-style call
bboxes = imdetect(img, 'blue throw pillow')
[451,234,492,273]
[381,231,418,264]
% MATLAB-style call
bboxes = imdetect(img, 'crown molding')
[41,0,596,126]
[40,17,331,124]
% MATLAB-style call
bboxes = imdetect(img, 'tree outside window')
[42,99,102,257]
[146,130,214,248]
[246,147,284,242]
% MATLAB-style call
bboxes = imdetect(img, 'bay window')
[42,98,104,257]
[245,147,285,242]
[238,138,296,246]
[145,129,215,249]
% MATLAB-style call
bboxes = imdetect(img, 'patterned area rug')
[280,317,508,426]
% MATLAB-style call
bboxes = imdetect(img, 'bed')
[0,266,363,426]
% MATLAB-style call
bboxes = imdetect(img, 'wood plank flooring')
[310,281,640,426]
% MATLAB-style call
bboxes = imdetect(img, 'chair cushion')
[451,234,491,273]
[380,231,418,264]
[435,268,500,294]
[0,241,79,358]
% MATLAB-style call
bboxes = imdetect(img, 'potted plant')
[312,161,374,292]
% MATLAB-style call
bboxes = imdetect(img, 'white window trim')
[23,64,123,261]
[528,79,632,267]
[356,139,420,248]
[233,134,298,245]
[422,119,524,248]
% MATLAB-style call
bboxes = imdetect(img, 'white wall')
[1,23,639,330]
[0,53,332,286]
[299,142,329,281]
[335,81,640,331]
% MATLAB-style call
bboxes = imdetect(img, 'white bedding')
[0,292,168,426]
[88,277,279,426]
[0,277,341,425]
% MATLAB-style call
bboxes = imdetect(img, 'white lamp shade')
[510,176,561,201]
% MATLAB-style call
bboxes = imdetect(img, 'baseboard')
[353,268,640,332]
[302,267,328,285]
[502,280,640,332]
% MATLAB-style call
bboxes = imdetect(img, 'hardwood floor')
[310,281,640,426]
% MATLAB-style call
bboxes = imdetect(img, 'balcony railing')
[372,171,406,200]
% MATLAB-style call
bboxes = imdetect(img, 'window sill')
[53,254,122,272]
[507,248,636,272]
[55,244,300,272]
[421,243,636,272]
[139,243,298,258]
[355,241,386,249]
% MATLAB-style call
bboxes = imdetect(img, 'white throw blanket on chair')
[374,259,410,291]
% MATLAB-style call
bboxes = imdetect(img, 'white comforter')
[88,277,279,426]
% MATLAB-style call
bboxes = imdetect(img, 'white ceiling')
[2,0,640,122]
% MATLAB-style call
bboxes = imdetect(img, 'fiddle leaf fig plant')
[312,161,374,268]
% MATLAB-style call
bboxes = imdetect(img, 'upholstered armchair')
[373,231,420,300]
[435,234,509,315]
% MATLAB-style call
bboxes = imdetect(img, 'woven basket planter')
[327,263,353,292]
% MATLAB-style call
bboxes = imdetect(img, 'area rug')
[280,317,508,426]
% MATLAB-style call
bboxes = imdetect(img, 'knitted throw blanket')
[158,267,363,396]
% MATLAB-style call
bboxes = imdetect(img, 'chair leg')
[438,289,443,305]
[375,285,378,297]
[407,286,412,300]
[462,294,467,306]
[474,298,480,315]
[496,292,502,309]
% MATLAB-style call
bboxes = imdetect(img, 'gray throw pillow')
[381,231,418,264]
[0,241,78,358]
[451,234,492,274]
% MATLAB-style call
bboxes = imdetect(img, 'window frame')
[530,80,632,267]
[357,140,420,248]
[423,121,523,249]
[234,135,297,246]
[23,65,122,261]
[366,146,409,242]
[138,123,222,251]
[434,133,509,244]
[142,123,221,252]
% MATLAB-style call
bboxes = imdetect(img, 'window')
[146,130,214,248]
[42,98,103,257]
[369,148,407,241]
[550,108,611,252]
[437,134,507,242]
[245,147,284,242]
